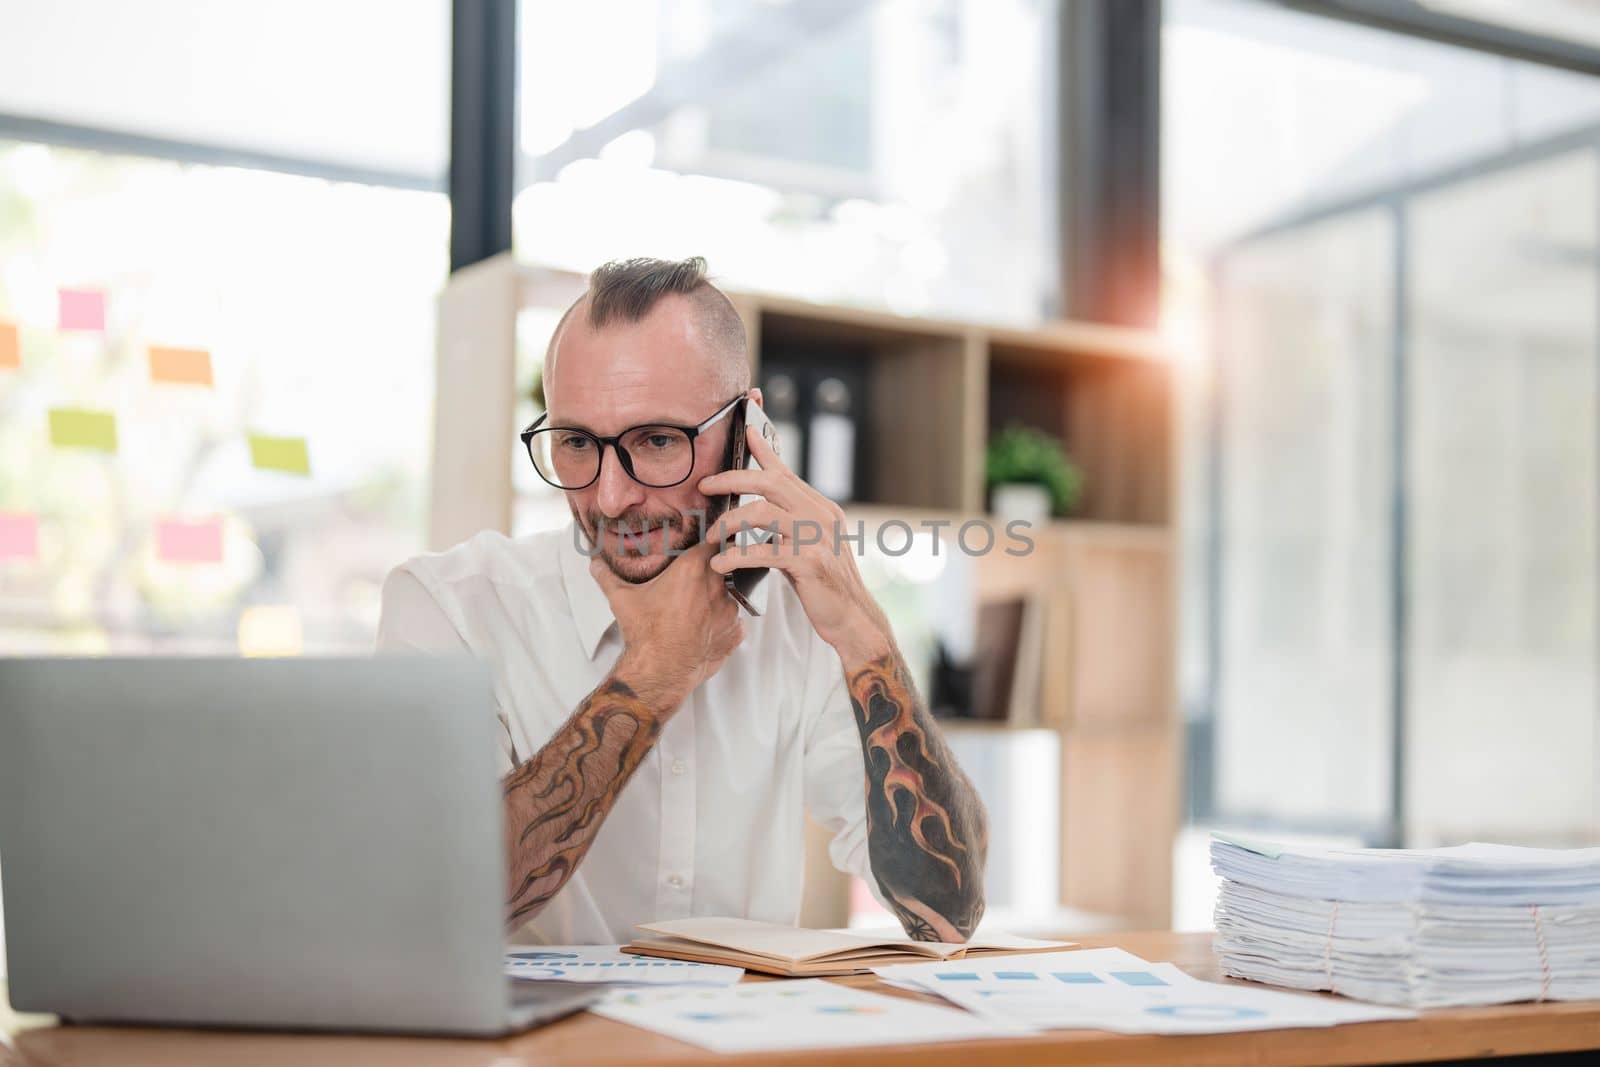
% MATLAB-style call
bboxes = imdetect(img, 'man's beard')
[578,506,705,584]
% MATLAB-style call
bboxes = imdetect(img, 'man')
[377,256,987,945]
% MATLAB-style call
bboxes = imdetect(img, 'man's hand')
[502,541,743,929]
[698,424,892,668]
[590,539,744,711]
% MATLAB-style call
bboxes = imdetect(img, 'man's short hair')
[545,256,750,398]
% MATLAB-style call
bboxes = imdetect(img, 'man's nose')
[593,445,645,518]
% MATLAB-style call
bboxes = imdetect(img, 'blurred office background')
[1,0,1598,952]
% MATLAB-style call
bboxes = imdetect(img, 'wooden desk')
[4,933,1598,1066]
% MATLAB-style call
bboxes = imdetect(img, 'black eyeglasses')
[520,396,743,491]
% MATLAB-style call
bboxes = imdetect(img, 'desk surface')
[4,932,1598,1067]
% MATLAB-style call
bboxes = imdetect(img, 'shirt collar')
[556,519,772,661]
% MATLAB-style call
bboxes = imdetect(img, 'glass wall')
[1405,151,1598,845]
[1168,0,1600,868]
[1214,211,1396,828]
[515,0,1057,324]
[0,141,447,655]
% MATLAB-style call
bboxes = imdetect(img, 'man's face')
[545,294,739,583]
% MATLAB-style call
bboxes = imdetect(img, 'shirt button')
[666,874,685,890]
[670,759,686,777]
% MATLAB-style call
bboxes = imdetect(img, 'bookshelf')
[432,252,1179,930]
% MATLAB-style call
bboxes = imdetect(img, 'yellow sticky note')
[49,408,118,452]
[148,346,213,386]
[0,322,19,369]
[248,434,311,475]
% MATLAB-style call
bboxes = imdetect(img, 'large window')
[1405,151,1597,843]
[514,0,1057,324]
[0,141,447,655]
[1213,210,1396,830]
[1168,0,1600,861]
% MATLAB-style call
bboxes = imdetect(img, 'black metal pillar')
[449,0,517,273]
[1058,0,1162,327]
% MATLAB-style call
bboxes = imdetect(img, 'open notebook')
[622,917,1074,977]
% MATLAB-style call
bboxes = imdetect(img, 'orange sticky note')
[0,322,18,369]
[58,288,106,332]
[156,516,223,563]
[148,346,213,386]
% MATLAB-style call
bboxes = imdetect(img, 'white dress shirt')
[375,523,876,945]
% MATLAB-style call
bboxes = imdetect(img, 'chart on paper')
[592,978,1033,1052]
[874,949,1413,1035]
[928,966,1175,988]
[504,947,744,986]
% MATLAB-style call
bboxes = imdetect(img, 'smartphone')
[721,397,778,616]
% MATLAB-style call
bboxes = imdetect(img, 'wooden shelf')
[757,308,970,512]
[986,320,1170,364]
[987,342,1173,526]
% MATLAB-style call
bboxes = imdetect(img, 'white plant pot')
[991,483,1052,527]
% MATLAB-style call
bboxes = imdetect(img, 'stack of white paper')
[873,948,1411,1035]
[1212,834,1600,1008]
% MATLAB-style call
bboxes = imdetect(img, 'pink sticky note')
[0,511,39,561]
[58,288,106,332]
[156,516,223,564]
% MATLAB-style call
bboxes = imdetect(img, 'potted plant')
[984,423,1084,524]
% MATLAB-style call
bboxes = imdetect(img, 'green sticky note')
[48,408,118,452]
[248,434,311,475]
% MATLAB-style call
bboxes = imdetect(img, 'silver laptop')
[0,656,601,1036]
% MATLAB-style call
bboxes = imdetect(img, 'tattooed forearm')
[847,652,988,942]
[501,677,662,926]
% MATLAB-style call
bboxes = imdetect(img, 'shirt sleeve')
[800,640,881,894]
[375,567,471,654]
[375,566,519,772]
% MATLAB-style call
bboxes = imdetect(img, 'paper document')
[591,978,1034,1053]
[874,947,1154,992]
[505,946,742,986]
[1212,833,1600,906]
[878,949,1412,1035]
[625,916,1071,976]
[935,963,1411,1035]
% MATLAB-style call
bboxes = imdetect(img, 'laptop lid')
[0,655,511,1035]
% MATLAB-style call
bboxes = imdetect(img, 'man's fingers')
[711,537,800,575]
[709,499,785,545]
[744,420,790,475]
[676,538,721,561]
[696,466,797,509]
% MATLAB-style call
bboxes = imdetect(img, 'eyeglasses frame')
[519,395,745,491]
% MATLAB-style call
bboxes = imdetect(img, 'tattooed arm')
[501,665,675,927]
[844,642,988,942]
[505,540,745,928]
[701,421,987,943]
